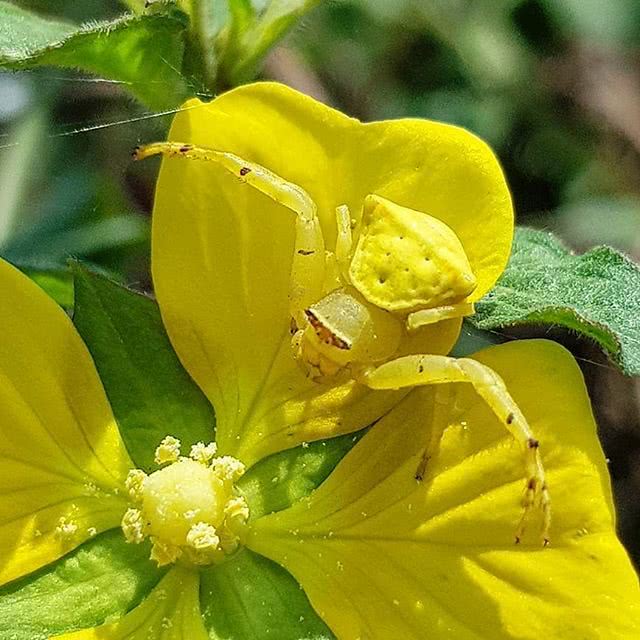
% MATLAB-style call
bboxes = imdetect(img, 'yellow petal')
[0,259,131,586]
[152,82,505,464]
[52,566,207,639]
[248,340,640,639]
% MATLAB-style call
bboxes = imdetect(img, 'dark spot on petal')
[506,412,515,424]
[179,144,193,153]
[527,437,539,449]
[240,166,251,176]
[297,249,315,255]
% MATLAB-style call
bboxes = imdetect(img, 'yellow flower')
[0,83,638,639]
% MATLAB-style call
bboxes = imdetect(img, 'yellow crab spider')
[134,141,550,545]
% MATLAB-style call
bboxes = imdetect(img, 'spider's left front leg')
[134,142,326,323]
[358,354,550,545]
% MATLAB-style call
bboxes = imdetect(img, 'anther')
[121,508,145,544]
[155,435,181,465]
[125,469,147,502]
[189,442,218,465]
[186,522,220,551]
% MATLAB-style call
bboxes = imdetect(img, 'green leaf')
[0,2,189,109]
[225,0,321,83]
[228,0,255,32]
[72,265,216,472]
[0,103,49,247]
[472,227,640,376]
[24,267,74,309]
[5,215,149,265]
[239,432,363,520]
[0,530,164,640]
[201,548,333,640]
[120,0,148,14]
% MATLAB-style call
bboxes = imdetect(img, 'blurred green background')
[1,0,639,564]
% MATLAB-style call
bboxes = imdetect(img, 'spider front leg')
[134,142,326,321]
[407,302,475,330]
[359,354,551,545]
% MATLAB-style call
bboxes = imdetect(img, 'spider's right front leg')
[359,354,551,545]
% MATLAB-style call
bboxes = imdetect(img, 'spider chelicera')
[135,141,550,545]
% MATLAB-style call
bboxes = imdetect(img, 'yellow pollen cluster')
[121,436,249,567]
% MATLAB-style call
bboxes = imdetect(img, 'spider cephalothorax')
[291,194,477,380]
[134,141,550,545]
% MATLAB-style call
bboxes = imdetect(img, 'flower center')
[121,436,249,567]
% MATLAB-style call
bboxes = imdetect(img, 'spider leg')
[335,204,353,281]
[407,302,475,330]
[134,142,325,320]
[415,385,454,481]
[359,354,551,545]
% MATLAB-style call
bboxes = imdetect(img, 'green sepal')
[473,227,640,376]
[0,530,165,640]
[201,548,334,640]
[240,432,363,520]
[0,2,189,109]
[72,265,216,472]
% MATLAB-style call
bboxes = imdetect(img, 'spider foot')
[415,450,430,481]
[515,468,551,546]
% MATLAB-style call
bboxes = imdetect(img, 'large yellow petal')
[52,566,207,640]
[152,82,506,464]
[0,259,131,587]
[248,340,640,639]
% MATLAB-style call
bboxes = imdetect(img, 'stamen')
[154,435,181,465]
[189,441,218,465]
[150,539,181,566]
[211,456,246,483]
[121,508,145,544]
[120,437,249,567]
[125,469,147,502]
[186,522,220,551]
